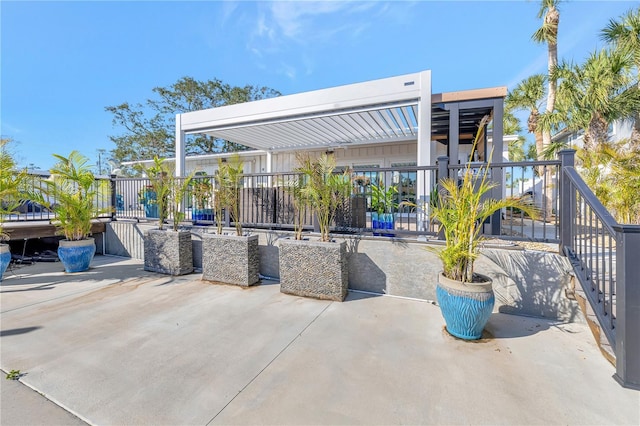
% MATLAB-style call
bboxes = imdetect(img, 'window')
[352,164,380,187]
[391,162,417,206]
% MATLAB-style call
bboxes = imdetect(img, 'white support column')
[175,114,186,177]
[416,70,432,169]
[266,151,273,187]
[416,70,432,232]
[266,151,273,173]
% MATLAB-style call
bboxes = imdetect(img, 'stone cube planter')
[144,229,193,275]
[279,239,348,301]
[202,234,259,286]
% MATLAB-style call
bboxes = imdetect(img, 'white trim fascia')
[180,71,429,133]
[121,149,267,166]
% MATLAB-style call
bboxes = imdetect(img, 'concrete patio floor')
[1,255,638,425]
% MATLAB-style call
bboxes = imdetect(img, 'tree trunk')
[542,5,559,219]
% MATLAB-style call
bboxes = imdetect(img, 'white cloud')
[1,122,23,135]
[245,1,415,81]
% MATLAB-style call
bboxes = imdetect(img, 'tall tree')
[503,106,522,136]
[506,74,546,161]
[553,48,640,150]
[106,77,280,165]
[532,0,560,156]
[602,7,640,73]
[601,7,640,138]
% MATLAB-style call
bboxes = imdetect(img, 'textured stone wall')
[109,223,579,323]
[144,229,193,276]
[202,234,259,286]
[279,239,348,301]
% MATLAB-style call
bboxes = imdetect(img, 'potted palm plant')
[202,155,259,287]
[0,139,30,280]
[141,156,194,276]
[430,116,537,340]
[191,173,214,223]
[31,151,108,273]
[279,153,352,301]
[370,181,398,236]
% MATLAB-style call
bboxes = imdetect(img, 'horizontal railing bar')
[565,166,618,235]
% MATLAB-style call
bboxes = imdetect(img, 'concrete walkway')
[1,256,638,425]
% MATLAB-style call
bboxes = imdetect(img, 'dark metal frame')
[559,149,640,390]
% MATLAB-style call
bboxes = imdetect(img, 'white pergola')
[176,71,432,177]
[175,70,506,185]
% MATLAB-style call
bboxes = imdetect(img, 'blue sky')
[1,0,637,171]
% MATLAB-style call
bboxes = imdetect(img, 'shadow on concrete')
[484,312,555,339]
[345,289,382,302]
[482,249,580,323]
[347,253,387,295]
[0,256,150,289]
[0,326,42,337]
[0,283,57,293]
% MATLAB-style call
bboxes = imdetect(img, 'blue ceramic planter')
[141,190,159,218]
[436,273,495,340]
[0,244,10,281]
[372,212,394,236]
[58,238,96,273]
[193,208,214,222]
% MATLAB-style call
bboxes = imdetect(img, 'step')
[568,274,616,366]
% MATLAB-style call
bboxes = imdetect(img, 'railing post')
[558,149,576,254]
[437,155,449,188]
[613,224,640,390]
[110,174,117,221]
[436,156,449,240]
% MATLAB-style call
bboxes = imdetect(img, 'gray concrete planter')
[202,234,259,286]
[144,229,193,276]
[279,239,348,301]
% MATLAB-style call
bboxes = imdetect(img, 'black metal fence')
[0,173,112,223]
[4,159,562,242]
[107,160,560,241]
[559,149,640,390]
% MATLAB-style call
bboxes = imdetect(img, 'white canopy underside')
[199,101,419,152]
[179,71,432,153]
[177,70,505,163]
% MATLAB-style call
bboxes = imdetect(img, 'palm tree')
[503,106,522,136]
[506,74,546,160]
[601,7,640,138]
[532,0,561,155]
[578,139,640,224]
[601,7,640,73]
[553,48,640,150]
[506,75,550,205]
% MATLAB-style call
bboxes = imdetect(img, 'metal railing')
[559,149,640,390]
[109,161,558,241]
[439,156,561,242]
[0,173,112,223]
[5,160,560,242]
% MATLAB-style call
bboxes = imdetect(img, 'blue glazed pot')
[436,272,495,340]
[145,204,159,219]
[141,190,159,218]
[58,238,96,273]
[193,208,214,222]
[0,244,10,281]
[371,212,380,235]
[382,213,395,237]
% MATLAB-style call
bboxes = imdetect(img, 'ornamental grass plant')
[294,153,351,242]
[431,116,538,283]
[33,151,108,241]
[0,139,30,242]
